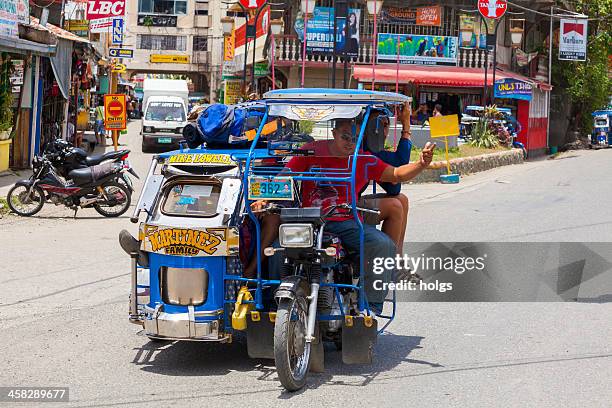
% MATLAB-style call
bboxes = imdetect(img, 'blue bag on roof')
[196,103,265,146]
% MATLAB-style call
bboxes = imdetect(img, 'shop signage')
[377,34,458,66]
[111,63,126,73]
[224,30,235,61]
[0,0,19,38]
[224,80,241,105]
[494,78,533,101]
[111,17,123,44]
[137,14,178,27]
[416,6,441,27]
[150,55,189,64]
[104,94,127,130]
[301,7,361,57]
[15,0,27,23]
[254,62,269,77]
[222,60,239,79]
[87,0,125,21]
[478,0,507,20]
[109,48,133,58]
[559,19,588,61]
[66,19,89,36]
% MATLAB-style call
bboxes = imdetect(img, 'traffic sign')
[112,18,123,44]
[104,94,127,130]
[111,63,127,73]
[239,0,266,10]
[109,48,133,58]
[478,0,507,20]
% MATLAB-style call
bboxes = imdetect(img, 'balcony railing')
[273,35,492,69]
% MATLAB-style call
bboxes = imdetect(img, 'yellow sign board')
[224,30,235,61]
[66,20,89,32]
[429,114,460,138]
[139,224,239,257]
[104,94,127,131]
[111,63,127,73]
[167,153,234,166]
[150,54,190,64]
[224,80,241,105]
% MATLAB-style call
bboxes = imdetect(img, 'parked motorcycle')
[43,139,139,192]
[7,156,131,217]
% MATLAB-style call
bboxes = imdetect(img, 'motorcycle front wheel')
[7,185,45,216]
[93,181,131,217]
[274,295,311,392]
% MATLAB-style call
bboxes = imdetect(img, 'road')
[0,121,610,407]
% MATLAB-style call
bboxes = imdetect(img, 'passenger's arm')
[379,142,436,183]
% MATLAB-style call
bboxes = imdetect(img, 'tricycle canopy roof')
[263,88,411,105]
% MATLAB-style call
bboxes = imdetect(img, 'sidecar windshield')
[161,180,221,217]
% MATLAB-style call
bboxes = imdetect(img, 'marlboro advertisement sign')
[559,19,588,61]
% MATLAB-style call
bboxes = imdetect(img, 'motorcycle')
[43,139,139,192]
[7,156,132,217]
[124,89,406,392]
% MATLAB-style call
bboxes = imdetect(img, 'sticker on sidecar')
[248,177,294,201]
[139,224,239,257]
[166,153,234,166]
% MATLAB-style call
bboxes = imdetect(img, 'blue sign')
[297,7,361,57]
[494,78,533,101]
[109,48,134,58]
[112,18,123,45]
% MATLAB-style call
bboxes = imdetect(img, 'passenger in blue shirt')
[360,103,414,252]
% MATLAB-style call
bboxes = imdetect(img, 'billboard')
[494,78,533,101]
[559,18,588,61]
[377,34,458,66]
[297,7,361,57]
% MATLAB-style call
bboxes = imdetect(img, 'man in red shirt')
[252,117,435,313]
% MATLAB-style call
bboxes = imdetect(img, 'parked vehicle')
[590,110,612,148]
[7,156,131,217]
[124,89,407,392]
[141,79,189,152]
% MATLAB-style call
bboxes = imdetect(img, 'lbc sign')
[478,0,507,20]
[87,0,126,21]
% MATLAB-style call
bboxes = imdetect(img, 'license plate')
[158,138,172,144]
[248,177,294,201]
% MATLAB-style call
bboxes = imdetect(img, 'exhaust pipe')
[129,253,142,325]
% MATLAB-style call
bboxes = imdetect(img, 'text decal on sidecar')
[140,225,239,256]
[167,153,234,166]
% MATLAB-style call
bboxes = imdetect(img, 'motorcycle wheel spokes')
[274,296,310,391]
[93,182,131,217]
[7,185,45,216]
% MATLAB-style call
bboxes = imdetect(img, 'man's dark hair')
[435,104,442,112]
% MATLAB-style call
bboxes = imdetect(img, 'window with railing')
[138,0,187,15]
[137,34,187,51]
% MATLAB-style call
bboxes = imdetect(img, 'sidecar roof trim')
[263,88,411,104]
[159,148,271,161]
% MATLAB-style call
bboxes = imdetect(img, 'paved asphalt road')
[0,122,610,407]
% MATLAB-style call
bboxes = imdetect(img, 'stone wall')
[411,148,525,183]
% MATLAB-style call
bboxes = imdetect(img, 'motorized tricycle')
[124,89,407,391]
[590,110,612,148]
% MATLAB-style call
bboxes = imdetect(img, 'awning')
[0,35,56,56]
[353,65,551,91]
[27,17,90,44]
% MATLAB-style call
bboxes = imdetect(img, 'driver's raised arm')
[379,142,436,183]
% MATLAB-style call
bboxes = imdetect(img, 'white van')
[141,79,189,152]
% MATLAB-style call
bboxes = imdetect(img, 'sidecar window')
[161,182,221,217]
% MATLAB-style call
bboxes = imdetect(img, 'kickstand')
[73,207,78,218]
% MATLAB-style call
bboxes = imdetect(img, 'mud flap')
[341,315,377,364]
[309,323,324,373]
[246,311,275,359]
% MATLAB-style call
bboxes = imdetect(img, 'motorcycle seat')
[85,150,129,166]
[69,162,117,185]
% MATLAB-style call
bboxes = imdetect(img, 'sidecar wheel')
[274,296,311,392]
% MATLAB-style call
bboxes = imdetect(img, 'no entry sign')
[104,94,127,130]
[478,0,507,20]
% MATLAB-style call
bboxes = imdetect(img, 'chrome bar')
[130,156,158,223]
[129,254,142,325]
[305,282,320,343]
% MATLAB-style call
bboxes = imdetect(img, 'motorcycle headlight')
[279,224,313,248]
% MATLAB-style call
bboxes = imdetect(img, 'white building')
[124,0,226,101]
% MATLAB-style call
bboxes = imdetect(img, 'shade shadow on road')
[131,332,441,395]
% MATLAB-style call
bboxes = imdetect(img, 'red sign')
[87,0,126,21]
[239,0,266,10]
[235,6,269,48]
[478,0,507,20]
[416,6,441,27]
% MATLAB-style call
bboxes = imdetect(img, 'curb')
[411,148,525,183]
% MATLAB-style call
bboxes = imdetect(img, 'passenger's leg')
[378,196,406,252]
[244,214,281,279]
[326,220,395,307]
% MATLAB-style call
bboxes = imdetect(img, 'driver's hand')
[250,200,268,212]
[420,142,436,167]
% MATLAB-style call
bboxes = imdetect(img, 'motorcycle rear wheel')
[274,295,311,392]
[7,185,45,216]
[93,181,131,217]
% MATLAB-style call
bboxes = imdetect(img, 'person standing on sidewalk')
[95,101,106,146]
